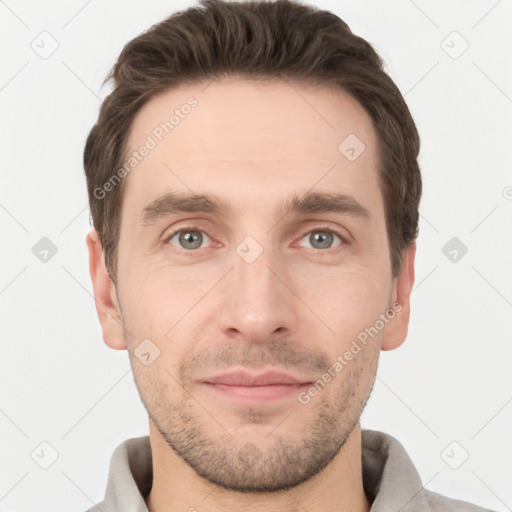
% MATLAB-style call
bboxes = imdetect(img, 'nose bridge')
[235,236,277,298]
[234,234,281,308]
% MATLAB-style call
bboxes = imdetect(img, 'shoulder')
[424,488,496,511]
[361,429,496,512]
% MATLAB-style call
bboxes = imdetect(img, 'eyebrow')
[140,190,370,226]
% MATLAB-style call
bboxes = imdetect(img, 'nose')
[216,241,298,344]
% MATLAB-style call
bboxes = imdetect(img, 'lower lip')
[202,382,309,404]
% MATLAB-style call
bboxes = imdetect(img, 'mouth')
[201,369,313,404]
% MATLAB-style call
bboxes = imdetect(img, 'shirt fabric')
[85,429,494,512]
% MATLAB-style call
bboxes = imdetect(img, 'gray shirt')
[85,429,494,511]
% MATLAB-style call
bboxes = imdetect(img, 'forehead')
[120,76,382,222]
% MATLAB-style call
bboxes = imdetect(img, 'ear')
[381,243,416,351]
[86,228,127,350]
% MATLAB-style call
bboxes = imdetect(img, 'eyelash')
[164,225,348,255]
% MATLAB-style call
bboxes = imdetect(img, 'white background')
[0,1,511,511]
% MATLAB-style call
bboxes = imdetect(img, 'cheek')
[297,268,391,340]
[122,263,203,317]
[118,264,223,365]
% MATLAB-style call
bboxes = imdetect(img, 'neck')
[145,420,370,512]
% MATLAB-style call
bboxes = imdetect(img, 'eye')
[167,228,212,250]
[164,226,345,253]
[297,228,344,250]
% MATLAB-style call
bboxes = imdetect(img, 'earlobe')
[86,228,127,350]
[381,243,416,351]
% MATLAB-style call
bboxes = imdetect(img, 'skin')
[87,76,415,512]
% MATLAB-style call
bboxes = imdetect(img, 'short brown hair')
[84,0,421,283]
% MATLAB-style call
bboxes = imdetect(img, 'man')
[83,0,494,510]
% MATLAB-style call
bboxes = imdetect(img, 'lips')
[203,370,309,387]
[200,370,313,404]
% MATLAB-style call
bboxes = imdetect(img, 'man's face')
[95,77,412,491]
